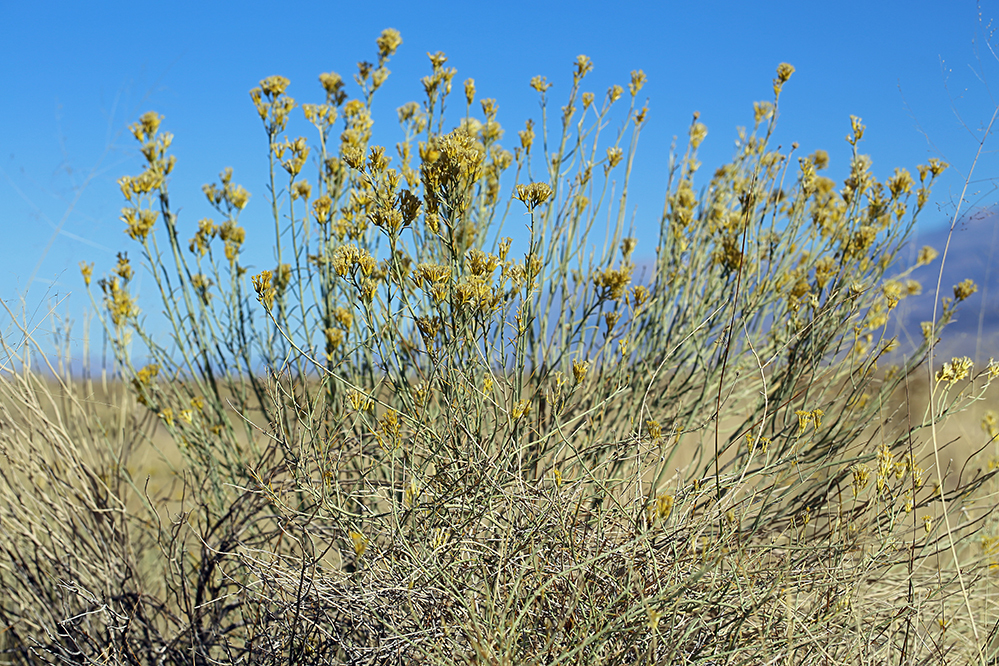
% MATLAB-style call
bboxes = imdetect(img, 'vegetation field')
[3,29,999,665]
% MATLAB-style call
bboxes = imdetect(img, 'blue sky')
[2,0,998,354]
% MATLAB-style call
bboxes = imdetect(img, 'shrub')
[4,28,999,665]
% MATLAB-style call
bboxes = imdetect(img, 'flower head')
[376,28,402,59]
[514,182,553,211]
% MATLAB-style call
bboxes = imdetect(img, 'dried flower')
[313,195,333,224]
[983,410,999,440]
[100,276,139,325]
[376,28,402,59]
[260,75,290,98]
[689,122,708,149]
[852,464,870,496]
[514,182,553,211]
[593,263,633,300]
[652,493,673,522]
[122,208,158,241]
[773,63,794,97]
[252,270,277,310]
[606,146,624,169]
[350,530,368,558]
[463,78,477,106]
[113,252,133,282]
[916,245,938,266]
[80,262,94,287]
[519,119,535,152]
[629,69,647,96]
[512,399,531,420]
[129,111,163,143]
[936,357,974,385]
[291,180,312,201]
[953,278,978,302]
[530,75,552,93]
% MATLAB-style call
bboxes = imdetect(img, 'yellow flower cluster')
[122,208,159,242]
[250,76,296,137]
[592,263,633,301]
[916,245,939,266]
[794,408,824,435]
[454,275,500,315]
[189,218,217,256]
[99,276,138,326]
[251,270,277,311]
[773,63,794,97]
[982,410,999,440]
[202,168,251,213]
[217,219,246,264]
[376,28,402,59]
[130,363,160,407]
[274,137,310,178]
[332,244,377,278]
[935,357,974,386]
[514,182,553,211]
[650,493,673,523]
[421,128,486,236]
[953,278,978,302]
[191,273,213,303]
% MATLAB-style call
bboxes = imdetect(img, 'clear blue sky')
[2,0,998,352]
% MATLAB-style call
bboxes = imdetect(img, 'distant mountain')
[890,210,999,362]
